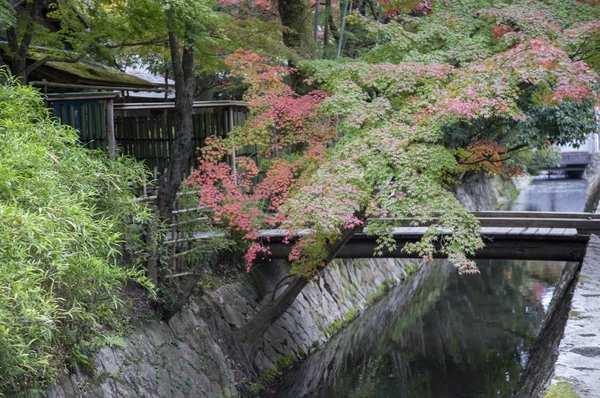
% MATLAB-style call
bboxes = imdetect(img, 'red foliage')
[493,25,513,40]
[457,140,522,176]
[576,0,600,7]
[187,50,336,273]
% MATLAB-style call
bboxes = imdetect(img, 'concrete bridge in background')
[547,134,599,178]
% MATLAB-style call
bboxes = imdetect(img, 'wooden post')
[229,106,237,185]
[146,205,159,291]
[106,99,116,158]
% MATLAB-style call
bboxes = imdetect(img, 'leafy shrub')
[0,71,152,394]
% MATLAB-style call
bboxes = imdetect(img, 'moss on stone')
[366,279,397,306]
[323,307,361,337]
[275,354,296,371]
[544,381,580,398]
[323,318,345,337]
[494,179,520,210]
[250,368,279,394]
[402,262,419,279]
[344,308,359,323]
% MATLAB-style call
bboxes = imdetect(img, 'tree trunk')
[278,0,316,59]
[162,262,207,322]
[157,31,195,220]
[337,1,349,58]
[237,227,359,358]
[323,0,331,51]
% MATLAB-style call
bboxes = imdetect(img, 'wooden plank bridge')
[164,211,600,262]
[260,212,600,262]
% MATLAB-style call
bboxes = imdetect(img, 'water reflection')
[272,177,586,398]
[271,260,563,398]
[509,177,587,212]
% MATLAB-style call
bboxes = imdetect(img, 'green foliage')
[0,73,152,394]
[509,145,561,175]
[80,0,290,82]
[366,279,397,306]
[0,0,15,29]
[353,9,496,66]
[250,368,280,394]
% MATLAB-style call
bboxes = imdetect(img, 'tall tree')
[278,0,316,58]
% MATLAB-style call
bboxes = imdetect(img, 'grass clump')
[250,368,280,394]
[249,353,299,394]
[275,354,297,371]
[324,318,345,338]
[0,71,152,394]
[366,279,397,306]
[323,307,361,337]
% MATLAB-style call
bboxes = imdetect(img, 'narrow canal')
[271,177,588,398]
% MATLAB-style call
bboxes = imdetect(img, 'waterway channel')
[271,177,588,398]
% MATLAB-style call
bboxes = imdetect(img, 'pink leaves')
[189,50,338,273]
[415,39,598,125]
[244,242,270,273]
[225,50,331,154]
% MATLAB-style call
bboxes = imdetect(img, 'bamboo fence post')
[106,99,116,158]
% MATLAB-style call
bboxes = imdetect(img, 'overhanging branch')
[24,54,84,77]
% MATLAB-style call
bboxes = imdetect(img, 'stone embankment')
[544,236,600,397]
[540,159,600,397]
[46,174,518,397]
[47,258,419,397]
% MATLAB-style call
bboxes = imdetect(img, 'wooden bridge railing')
[135,207,600,270]
[373,212,600,236]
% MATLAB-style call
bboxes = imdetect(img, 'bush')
[0,72,152,394]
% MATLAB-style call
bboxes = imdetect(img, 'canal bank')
[535,155,600,398]
[43,175,523,396]
[545,235,600,398]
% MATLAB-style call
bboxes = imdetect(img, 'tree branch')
[458,143,530,166]
[24,54,84,77]
[106,39,167,49]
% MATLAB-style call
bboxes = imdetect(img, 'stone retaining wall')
[46,258,418,398]
[544,235,600,398]
[46,175,518,397]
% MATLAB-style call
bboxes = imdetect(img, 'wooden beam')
[106,99,116,158]
[267,235,589,262]
[471,211,600,219]
[373,218,600,231]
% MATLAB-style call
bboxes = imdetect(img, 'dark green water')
[272,177,587,398]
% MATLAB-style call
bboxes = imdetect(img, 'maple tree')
[185,1,600,350]
[1,0,599,388]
